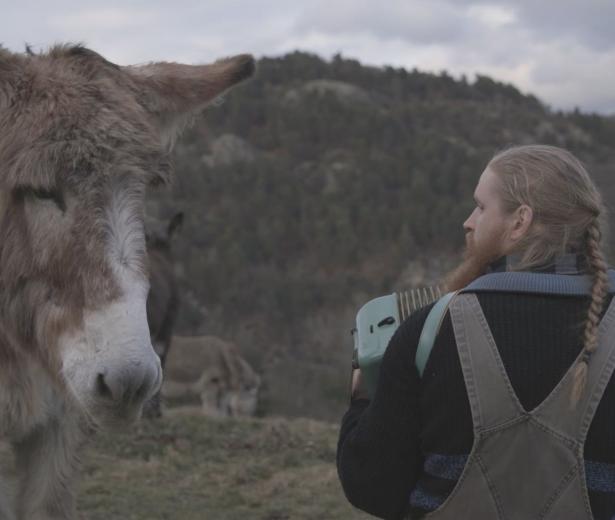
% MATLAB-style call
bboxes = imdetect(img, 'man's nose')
[463,207,478,232]
[463,215,474,233]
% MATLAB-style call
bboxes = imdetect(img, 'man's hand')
[350,368,369,401]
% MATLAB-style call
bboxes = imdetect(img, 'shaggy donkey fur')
[0,44,253,520]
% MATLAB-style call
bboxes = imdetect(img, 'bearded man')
[337,145,615,519]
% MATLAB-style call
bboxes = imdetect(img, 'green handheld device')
[351,287,453,398]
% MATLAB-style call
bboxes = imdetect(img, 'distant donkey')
[143,211,183,418]
[163,335,261,417]
[0,44,253,519]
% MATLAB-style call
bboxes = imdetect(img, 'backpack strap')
[412,270,615,378]
[463,270,615,295]
[415,291,458,377]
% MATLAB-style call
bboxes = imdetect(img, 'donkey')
[143,211,183,417]
[0,44,253,519]
[163,335,261,417]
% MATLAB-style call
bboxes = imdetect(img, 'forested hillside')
[148,52,615,420]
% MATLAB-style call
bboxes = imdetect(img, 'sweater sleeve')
[337,303,434,519]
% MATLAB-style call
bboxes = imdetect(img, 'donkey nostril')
[94,359,161,409]
[96,373,113,400]
[136,362,162,402]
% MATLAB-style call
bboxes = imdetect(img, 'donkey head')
[0,44,253,427]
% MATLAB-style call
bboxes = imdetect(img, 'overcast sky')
[3,0,615,114]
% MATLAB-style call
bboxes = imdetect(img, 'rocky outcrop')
[201,134,256,167]
[284,79,372,107]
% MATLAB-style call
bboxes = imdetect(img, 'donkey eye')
[31,188,56,200]
[29,188,66,211]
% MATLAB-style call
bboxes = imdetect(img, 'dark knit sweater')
[337,289,615,519]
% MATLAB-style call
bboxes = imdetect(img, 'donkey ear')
[0,47,20,190]
[125,54,254,149]
[0,46,18,109]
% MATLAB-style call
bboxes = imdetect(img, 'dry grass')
[70,411,370,520]
[0,412,370,519]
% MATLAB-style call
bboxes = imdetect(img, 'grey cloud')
[2,0,294,63]
[2,0,615,113]
[294,0,475,46]
[491,0,615,52]
[291,0,536,70]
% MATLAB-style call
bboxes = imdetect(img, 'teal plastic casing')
[351,291,455,398]
[351,294,400,398]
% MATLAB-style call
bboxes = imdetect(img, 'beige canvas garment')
[413,292,615,519]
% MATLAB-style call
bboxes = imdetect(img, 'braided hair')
[571,220,609,405]
[488,145,608,407]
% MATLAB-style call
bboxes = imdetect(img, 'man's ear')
[509,204,533,242]
[124,54,254,150]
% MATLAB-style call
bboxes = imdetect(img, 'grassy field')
[70,410,371,520]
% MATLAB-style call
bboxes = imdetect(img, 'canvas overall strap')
[531,294,615,443]
[415,293,526,519]
[450,289,615,434]
[431,293,615,519]
[449,293,524,432]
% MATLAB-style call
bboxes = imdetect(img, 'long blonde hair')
[488,145,608,406]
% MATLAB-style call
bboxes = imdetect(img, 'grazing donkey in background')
[144,211,183,418]
[0,44,254,519]
[163,335,261,418]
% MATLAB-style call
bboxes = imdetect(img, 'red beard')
[445,232,502,291]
